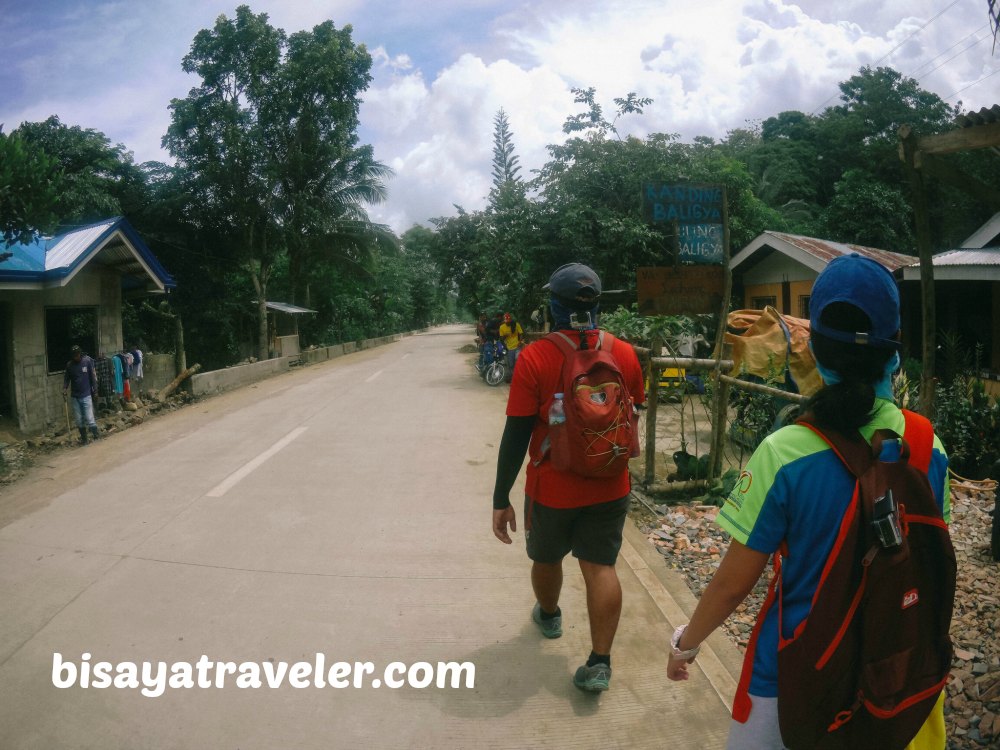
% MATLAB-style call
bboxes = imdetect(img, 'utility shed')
[898,212,1000,373]
[0,217,176,434]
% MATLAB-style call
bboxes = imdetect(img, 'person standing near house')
[63,344,100,445]
[491,262,645,693]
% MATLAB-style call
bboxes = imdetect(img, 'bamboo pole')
[709,186,734,479]
[644,335,660,486]
[718,375,809,403]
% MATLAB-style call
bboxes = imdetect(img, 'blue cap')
[810,254,901,350]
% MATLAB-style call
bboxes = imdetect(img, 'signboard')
[637,266,725,316]
[643,183,723,224]
[678,223,724,265]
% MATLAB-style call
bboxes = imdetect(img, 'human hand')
[492,506,517,544]
[666,651,696,682]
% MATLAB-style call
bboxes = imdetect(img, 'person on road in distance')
[63,344,101,445]
[491,262,645,693]
[664,254,950,750]
[475,314,489,371]
[498,312,524,382]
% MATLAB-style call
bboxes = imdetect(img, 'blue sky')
[0,0,995,233]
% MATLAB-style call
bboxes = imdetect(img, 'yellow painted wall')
[743,281,813,317]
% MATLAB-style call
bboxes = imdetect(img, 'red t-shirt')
[506,329,646,508]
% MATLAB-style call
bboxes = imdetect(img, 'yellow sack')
[724,306,822,397]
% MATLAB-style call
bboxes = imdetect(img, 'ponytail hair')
[806,302,895,434]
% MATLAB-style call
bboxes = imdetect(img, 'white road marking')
[401,353,411,360]
[365,369,383,383]
[206,426,308,498]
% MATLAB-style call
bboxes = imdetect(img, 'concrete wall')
[190,357,291,397]
[0,267,123,433]
[139,353,177,394]
[190,334,406,397]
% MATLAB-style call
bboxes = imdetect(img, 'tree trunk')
[174,314,187,374]
[158,363,201,401]
[250,265,270,361]
[900,126,937,417]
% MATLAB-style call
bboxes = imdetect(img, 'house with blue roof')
[0,217,176,434]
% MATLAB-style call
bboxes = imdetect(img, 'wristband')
[670,625,701,660]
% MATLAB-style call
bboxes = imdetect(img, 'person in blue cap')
[664,254,951,749]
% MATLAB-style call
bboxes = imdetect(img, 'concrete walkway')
[0,325,742,749]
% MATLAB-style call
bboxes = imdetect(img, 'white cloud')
[1,0,992,235]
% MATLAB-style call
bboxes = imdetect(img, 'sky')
[0,0,997,234]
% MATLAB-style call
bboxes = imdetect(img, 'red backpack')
[541,330,639,478]
[734,410,956,749]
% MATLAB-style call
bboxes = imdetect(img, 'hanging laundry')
[111,354,124,395]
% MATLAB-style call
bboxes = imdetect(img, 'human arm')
[491,415,535,543]
[88,358,98,396]
[666,540,770,681]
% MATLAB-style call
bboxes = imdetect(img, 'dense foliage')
[1,5,996,378]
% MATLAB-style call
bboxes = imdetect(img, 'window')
[45,307,98,374]
[751,296,776,310]
[799,296,810,319]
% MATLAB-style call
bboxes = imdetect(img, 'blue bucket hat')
[810,253,901,350]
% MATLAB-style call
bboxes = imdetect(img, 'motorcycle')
[478,338,508,387]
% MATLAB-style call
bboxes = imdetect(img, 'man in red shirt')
[491,263,645,692]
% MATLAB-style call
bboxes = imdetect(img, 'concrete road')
[0,325,742,749]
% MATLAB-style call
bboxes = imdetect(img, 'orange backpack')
[542,330,639,478]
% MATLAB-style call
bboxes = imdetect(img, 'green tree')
[819,169,914,251]
[13,115,145,227]
[275,21,392,310]
[0,126,62,248]
[490,108,521,190]
[165,6,389,359]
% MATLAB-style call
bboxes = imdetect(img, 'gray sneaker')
[531,602,562,639]
[573,662,611,692]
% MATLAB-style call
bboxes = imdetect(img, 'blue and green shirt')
[716,399,950,697]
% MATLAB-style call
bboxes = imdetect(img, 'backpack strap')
[545,329,606,356]
[733,552,782,723]
[902,409,933,475]
[795,418,874,480]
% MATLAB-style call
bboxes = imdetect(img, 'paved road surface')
[0,325,741,749]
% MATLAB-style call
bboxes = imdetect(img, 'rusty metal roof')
[767,232,915,270]
[731,231,915,274]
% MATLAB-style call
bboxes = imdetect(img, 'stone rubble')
[635,481,999,749]
[0,390,195,485]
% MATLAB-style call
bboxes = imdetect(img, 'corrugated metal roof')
[266,302,316,314]
[923,248,1000,266]
[764,232,915,271]
[955,104,1000,129]
[44,218,117,270]
[0,217,175,290]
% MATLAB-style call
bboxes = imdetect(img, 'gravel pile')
[634,482,999,748]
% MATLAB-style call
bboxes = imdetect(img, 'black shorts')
[524,495,630,566]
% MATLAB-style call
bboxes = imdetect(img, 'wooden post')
[709,187,733,479]
[644,334,661,486]
[899,125,937,417]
